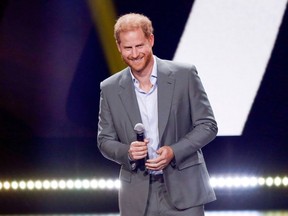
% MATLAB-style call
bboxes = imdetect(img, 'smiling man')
[97,13,218,216]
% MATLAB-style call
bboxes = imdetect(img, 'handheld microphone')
[134,123,148,172]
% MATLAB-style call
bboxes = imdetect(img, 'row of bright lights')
[0,179,120,191]
[210,176,288,188]
[0,176,287,191]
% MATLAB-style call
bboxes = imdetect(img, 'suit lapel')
[157,58,175,143]
[118,69,142,128]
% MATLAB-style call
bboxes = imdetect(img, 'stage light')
[82,179,90,189]
[0,176,287,192]
[266,177,274,187]
[283,177,288,186]
[27,180,35,190]
[90,179,98,189]
[43,180,50,189]
[258,177,265,186]
[250,177,258,187]
[34,180,42,190]
[4,181,10,190]
[19,181,26,190]
[274,177,282,187]
[51,180,58,189]
[11,181,18,190]
[58,180,66,189]
[73,179,81,189]
[98,179,106,189]
[66,179,74,189]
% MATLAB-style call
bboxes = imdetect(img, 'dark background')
[0,0,287,214]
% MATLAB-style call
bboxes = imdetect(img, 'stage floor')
[2,211,288,216]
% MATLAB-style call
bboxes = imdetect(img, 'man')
[97,13,218,216]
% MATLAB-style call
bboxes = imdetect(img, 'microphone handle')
[136,133,148,171]
[136,133,144,142]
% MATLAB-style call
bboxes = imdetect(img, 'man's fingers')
[129,141,148,160]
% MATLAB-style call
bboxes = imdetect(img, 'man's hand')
[145,146,174,171]
[128,139,149,161]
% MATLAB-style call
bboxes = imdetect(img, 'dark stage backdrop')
[0,0,287,187]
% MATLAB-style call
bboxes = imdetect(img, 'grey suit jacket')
[97,57,217,216]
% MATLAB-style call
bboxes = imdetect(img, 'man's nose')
[131,47,139,58]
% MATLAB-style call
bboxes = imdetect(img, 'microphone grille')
[134,123,145,134]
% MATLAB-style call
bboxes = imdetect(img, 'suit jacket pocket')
[177,151,204,170]
[119,167,132,183]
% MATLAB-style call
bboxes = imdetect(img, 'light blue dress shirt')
[130,56,162,174]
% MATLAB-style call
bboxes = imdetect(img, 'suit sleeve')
[169,66,218,169]
[97,84,132,169]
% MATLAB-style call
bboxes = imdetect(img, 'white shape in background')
[173,0,287,135]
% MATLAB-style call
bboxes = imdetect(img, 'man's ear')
[149,34,155,47]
